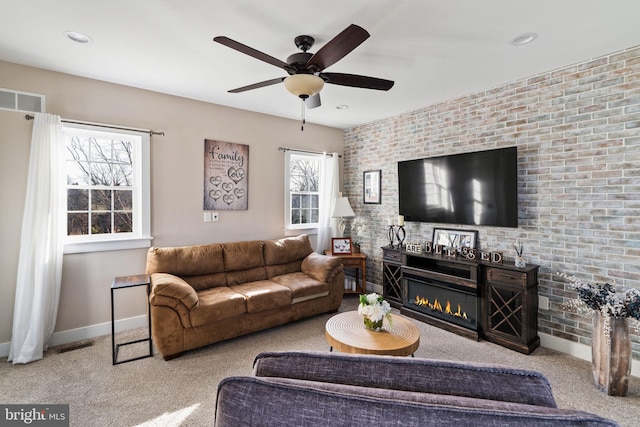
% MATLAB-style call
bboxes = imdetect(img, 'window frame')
[284,151,322,232]
[62,123,152,254]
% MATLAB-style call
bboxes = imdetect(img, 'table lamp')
[331,192,355,237]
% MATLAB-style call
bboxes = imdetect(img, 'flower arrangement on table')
[350,217,367,247]
[557,272,640,335]
[358,293,393,331]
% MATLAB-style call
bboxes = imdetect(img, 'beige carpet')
[1,295,638,426]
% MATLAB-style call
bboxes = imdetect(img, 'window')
[285,152,321,229]
[63,123,151,253]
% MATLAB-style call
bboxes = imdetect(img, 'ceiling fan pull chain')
[301,98,306,131]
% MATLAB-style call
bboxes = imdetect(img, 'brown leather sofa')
[145,235,344,360]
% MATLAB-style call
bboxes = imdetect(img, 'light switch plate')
[204,211,212,222]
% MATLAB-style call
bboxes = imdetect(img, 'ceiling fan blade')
[322,73,394,91]
[305,94,321,109]
[228,77,286,93]
[306,24,370,72]
[214,36,293,71]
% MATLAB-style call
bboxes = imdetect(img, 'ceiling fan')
[213,24,394,111]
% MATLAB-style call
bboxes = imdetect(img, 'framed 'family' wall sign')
[204,139,249,210]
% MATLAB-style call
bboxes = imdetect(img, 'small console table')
[325,250,367,294]
[111,274,153,365]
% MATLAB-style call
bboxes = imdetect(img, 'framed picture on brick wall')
[363,170,381,204]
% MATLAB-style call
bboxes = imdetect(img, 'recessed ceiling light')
[64,31,93,44]
[509,32,537,46]
[336,104,349,110]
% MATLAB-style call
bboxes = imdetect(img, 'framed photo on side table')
[331,238,353,255]
[363,170,381,204]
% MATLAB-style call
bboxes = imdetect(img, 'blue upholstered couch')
[214,351,618,426]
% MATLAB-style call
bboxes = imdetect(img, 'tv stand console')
[382,246,540,354]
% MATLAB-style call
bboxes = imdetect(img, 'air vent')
[58,340,94,354]
[0,88,45,113]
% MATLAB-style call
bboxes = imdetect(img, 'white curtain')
[315,152,339,253]
[9,113,65,364]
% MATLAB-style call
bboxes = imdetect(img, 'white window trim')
[284,151,321,232]
[62,123,152,254]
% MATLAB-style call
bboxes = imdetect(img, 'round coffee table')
[325,311,420,356]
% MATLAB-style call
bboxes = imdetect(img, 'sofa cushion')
[253,351,558,408]
[181,273,227,291]
[270,272,329,302]
[224,268,268,287]
[215,376,618,427]
[230,281,292,313]
[146,244,225,279]
[263,234,313,264]
[264,235,313,278]
[222,240,265,271]
[259,377,595,419]
[189,287,246,327]
[222,240,267,286]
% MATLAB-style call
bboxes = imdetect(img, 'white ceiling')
[2,1,640,129]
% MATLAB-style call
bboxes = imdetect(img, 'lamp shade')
[331,196,355,218]
[284,74,325,99]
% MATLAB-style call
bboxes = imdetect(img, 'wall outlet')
[539,295,549,311]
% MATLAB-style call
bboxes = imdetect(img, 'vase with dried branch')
[557,272,640,396]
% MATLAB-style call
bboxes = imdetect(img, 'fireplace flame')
[414,294,468,320]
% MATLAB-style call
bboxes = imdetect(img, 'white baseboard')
[0,315,148,359]
[539,332,639,378]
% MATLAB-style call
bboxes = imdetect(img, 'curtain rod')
[25,114,165,136]
[278,147,342,158]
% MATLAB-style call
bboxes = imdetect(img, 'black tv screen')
[398,147,518,228]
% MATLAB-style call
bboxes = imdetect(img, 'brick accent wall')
[343,45,640,358]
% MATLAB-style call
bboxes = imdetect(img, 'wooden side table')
[325,250,367,294]
[325,311,420,356]
[111,274,153,365]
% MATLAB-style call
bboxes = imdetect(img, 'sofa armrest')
[301,252,343,282]
[149,273,199,311]
[253,351,558,408]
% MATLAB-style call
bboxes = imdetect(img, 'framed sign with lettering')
[204,139,249,210]
[405,242,422,254]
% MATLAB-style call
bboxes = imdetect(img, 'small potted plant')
[350,217,367,253]
[358,293,393,331]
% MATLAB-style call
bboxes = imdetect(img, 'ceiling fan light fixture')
[284,74,324,99]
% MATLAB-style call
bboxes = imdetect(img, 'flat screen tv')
[398,147,518,228]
